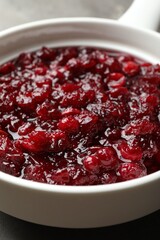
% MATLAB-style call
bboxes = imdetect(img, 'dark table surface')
[0,210,159,239]
[0,0,159,239]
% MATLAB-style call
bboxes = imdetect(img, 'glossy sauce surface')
[0,46,160,185]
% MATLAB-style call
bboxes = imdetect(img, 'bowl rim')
[0,171,160,194]
[0,17,160,38]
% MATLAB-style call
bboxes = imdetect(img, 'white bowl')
[0,0,160,228]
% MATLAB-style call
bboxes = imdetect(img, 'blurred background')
[0,0,133,30]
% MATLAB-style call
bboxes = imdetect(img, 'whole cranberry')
[83,155,100,173]
[119,141,143,161]
[116,162,147,181]
[95,147,119,170]
[58,116,80,134]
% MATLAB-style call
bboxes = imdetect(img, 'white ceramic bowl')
[0,0,160,228]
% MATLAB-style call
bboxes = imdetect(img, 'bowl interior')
[0,18,160,191]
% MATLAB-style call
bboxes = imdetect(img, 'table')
[0,0,159,239]
[0,210,159,239]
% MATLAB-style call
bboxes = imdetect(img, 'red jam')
[0,46,160,185]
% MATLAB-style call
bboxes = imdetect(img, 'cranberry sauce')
[0,46,160,185]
